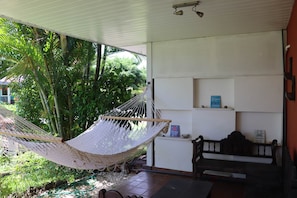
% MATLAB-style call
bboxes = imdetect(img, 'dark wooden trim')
[142,165,192,177]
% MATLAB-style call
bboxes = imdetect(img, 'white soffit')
[0,0,294,55]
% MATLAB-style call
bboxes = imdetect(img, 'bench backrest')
[221,131,253,155]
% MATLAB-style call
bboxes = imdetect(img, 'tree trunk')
[94,44,102,84]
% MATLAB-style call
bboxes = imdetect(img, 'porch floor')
[113,171,245,198]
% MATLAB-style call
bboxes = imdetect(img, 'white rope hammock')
[0,89,171,169]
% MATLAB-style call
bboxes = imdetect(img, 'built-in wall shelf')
[154,77,193,110]
[154,75,283,142]
[193,107,234,111]
[159,109,192,136]
[193,78,234,108]
[234,76,283,112]
[157,136,192,141]
[192,109,236,140]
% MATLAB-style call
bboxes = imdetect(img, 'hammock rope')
[0,89,171,169]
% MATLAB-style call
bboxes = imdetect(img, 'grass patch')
[0,151,89,197]
[0,103,16,112]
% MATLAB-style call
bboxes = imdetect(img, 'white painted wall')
[147,31,284,172]
[152,31,283,78]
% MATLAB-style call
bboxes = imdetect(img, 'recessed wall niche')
[193,78,234,108]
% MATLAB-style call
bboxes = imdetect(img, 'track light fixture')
[173,8,184,15]
[172,1,204,17]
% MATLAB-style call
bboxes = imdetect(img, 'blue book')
[170,125,180,137]
[211,96,221,108]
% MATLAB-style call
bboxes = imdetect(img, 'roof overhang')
[0,0,294,55]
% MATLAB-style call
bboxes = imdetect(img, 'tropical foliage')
[0,18,146,139]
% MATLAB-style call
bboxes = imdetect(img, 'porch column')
[7,87,11,104]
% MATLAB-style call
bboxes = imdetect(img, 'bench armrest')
[192,135,204,162]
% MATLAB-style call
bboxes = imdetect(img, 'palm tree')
[0,19,96,139]
[0,18,146,140]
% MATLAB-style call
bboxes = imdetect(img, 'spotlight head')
[174,9,183,15]
[192,5,203,17]
[172,1,203,17]
[195,11,204,17]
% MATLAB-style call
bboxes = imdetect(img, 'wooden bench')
[245,147,297,197]
[192,131,279,181]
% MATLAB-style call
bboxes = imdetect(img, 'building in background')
[0,78,14,104]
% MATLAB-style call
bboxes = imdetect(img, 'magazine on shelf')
[210,95,221,108]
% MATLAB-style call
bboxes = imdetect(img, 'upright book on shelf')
[210,95,221,108]
[254,130,266,143]
[170,125,180,137]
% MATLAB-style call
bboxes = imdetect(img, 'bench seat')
[196,158,273,175]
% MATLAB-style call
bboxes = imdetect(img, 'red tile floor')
[113,171,245,198]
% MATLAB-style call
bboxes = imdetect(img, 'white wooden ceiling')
[0,0,294,55]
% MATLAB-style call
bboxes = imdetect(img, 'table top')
[151,178,213,198]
